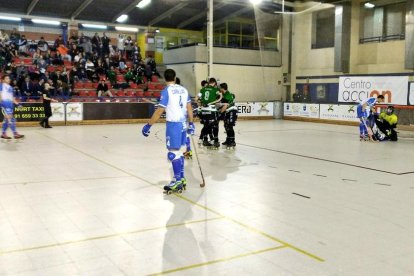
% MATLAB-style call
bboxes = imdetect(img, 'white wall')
[167,63,283,102]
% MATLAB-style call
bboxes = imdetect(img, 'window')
[359,1,405,43]
[311,8,335,49]
[213,18,279,51]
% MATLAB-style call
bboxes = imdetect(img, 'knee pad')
[167,150,182,161]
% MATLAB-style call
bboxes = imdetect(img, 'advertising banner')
[284,103,319,118]
[283,103,301,117]
[409,82,414,105]
[338,76,408,105]
[66,103,83,121]
[299,104,319,118]
[320,104,359,122]
[0,103,45,122]
[237,102,274,117]
[49,103,65,122]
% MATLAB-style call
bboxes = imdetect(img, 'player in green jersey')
[219,83,237,148]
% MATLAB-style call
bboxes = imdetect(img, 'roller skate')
[1,134,12,142]
[183,150,193,159]
[211,140,220,150]
[181,178,187,190]
[14,133,25,139]
[225,141,236,150]
[222,139,229,146]
[202,140,213,148]
[163,179,184,195]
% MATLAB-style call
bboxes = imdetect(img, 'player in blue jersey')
[175,77,193,159]
[142,69,195,193]
[0,75,24,140]
[357,95,384,141]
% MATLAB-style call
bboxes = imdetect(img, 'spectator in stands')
[302,89,311,103]
[97,78,113,99]
[95,59,106,78]
[124,67,135,83]
[85,58,95,81]
[9,28,20,44]
[37,37,49,55]
[28,40,37,53]
[38,58,48,74]
[56,80,70,100]
[101,32,111,57]
[60,68,69,84]
[124,36,133,60]
[145,64,152,83]
[57,43,71,62]
[32,79,44,100]
[91,33,101,56]
[0,29,8,43]
[28,64,40,81]
[117,34,125,59]
[53,35,64,51]
[106,66,117,85]
[83,38,93,60]
[16,61,27,78]
[292,89,302,102]
[17,35,28,55]
[20,76,34,101]
[69,44,79,61]
[69,66,78,86]
[147,55,159,77]
[11,79,21,98]
[52,52,64,66]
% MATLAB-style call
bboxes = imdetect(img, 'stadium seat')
[125,90,135,97]
[151,75,158,82]
[156,84,164,90]
[130,83,138,89]
[148,83,156,90]
[153,91,161,98]
[144,91,153,97]
[136,90,144,97]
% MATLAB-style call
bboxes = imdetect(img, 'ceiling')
[0,0,304,30]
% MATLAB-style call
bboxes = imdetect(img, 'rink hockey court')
[1,119,414,275]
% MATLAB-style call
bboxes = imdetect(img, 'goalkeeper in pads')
[375,106,398,141]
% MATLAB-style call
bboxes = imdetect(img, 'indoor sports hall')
[1,0,414,275]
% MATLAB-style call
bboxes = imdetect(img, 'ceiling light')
[82,24,107,29]
[137,0,151,9]
[32,19,60,26]
[249,0,262,5]
[116,14,128,23]
[0,16,21,21]
[115,26,138,32]
[364,2,375,8]
[155,28,160,33]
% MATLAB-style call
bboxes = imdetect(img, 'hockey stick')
[190,135,206,187]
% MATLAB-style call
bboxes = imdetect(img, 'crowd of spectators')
[0,28,160,101]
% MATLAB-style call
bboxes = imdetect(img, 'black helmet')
[386,105,394,115]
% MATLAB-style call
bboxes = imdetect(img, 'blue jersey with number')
[0,83,15,115]
[159,84,191,122]
[357,97,377,118]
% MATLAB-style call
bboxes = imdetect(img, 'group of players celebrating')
[357,95,398,142]
[196,77,238,150]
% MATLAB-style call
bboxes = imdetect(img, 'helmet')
[386,105,394,115]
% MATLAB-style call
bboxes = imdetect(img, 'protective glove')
[142,123,152,137]
[187,122,195,135]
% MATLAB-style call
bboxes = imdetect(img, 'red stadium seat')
[116,90,125,97]
[148,83,156,90]
[125,90,135,97]
[74,82,84,89]
[156,84,164,90]
[151,75,158,82]
[88,90,97,97]
[144,91,152,97]
[83,82,94,89]
[153,91,161,98]
[129,83,138,89]
[136,90,144,97]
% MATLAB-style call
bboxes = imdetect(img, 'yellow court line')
[0,217,224,256]
[147,245,288,276]
[175,194,325,262]
[38,132,325,262]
